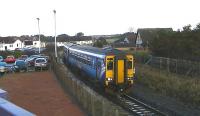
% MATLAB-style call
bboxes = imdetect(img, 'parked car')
[4,55,16,63]
[34,58,48,70]
[5,63,15,73]
[25,55,49,67]
[14,60,27,72]
[0,56,3,62]
[0,62,7,73]
[18,55,28,61]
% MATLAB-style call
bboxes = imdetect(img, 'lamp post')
[36,18,41,54]
[53,10,57,60]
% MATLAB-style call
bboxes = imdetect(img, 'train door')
[116,60,125,84]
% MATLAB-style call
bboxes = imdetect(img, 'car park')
[14,60,27,72]
[34,58,48,70]
[4,55,16,63]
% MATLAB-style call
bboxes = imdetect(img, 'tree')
[194,23,200,31]
[93,37,108,48]
[182,24,192,32]
[76,32,84,37]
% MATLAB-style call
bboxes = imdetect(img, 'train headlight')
[127,77,133,80]
[107,78,113,81]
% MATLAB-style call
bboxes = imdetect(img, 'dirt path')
[0,71,85,116]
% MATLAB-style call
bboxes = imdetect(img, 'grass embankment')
[136,64,200,106]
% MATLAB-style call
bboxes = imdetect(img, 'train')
[63,43,135,92]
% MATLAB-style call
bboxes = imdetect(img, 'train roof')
[64,44,126,57]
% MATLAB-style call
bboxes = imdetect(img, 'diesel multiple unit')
[63,44,135,92]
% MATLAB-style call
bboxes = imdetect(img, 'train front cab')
[105,55,135,92]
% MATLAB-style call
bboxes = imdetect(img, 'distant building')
[22,36,45,48]
[0,37,23,51]
[112,32,136,48]
[0,36,45,51]
[136,28,173,48]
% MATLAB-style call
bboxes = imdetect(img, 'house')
[0,36,46,51]
[48,36,93,47]
[22,36,46,48]
[136,28,173,48]
[0,37,23,51]
[112,32,136,48]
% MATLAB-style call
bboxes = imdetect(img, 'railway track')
[118,94,167,116]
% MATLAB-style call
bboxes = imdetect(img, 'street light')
[53,10,57,60]
[36,18,41,54]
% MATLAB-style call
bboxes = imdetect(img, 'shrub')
[136,64,200,106]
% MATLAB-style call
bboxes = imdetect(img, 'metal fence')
[143,56,200,77]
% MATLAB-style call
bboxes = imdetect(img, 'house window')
[35,43,37,45]
[10,45,13,47]
[17,44,18,47]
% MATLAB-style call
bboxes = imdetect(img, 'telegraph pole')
[36,18,41,53]
[53,10,58,60]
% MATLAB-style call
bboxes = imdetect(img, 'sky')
[0,0,200,36]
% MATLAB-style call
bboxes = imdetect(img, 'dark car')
[14,60,27,72]
[25,55,41,67]
[18,55,28,61]
[0,56,3,62]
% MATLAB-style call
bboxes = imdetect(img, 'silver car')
[34,58,48,70]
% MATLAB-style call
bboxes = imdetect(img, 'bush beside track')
[136,64,200,106]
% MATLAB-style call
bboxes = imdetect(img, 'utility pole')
[53,10,57,61]
[36,18,41,53]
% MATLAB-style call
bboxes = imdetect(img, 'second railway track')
[117,94,167,116]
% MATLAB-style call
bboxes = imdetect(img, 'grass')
[136,64,200,106]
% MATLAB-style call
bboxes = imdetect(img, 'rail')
[118,94,167,116]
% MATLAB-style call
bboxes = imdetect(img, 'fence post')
[199,62,200,75]
[115,109,119,116]
[91,95,95,116]
[175,59,178,74]
[167,58,170,73]
[159,58,162,75]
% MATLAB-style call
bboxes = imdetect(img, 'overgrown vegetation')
[149,23,200,61]
[127,50,150,63]
[136,64,200,106]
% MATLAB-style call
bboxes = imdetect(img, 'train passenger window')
[107,61,113,70]
[127,61,132,69]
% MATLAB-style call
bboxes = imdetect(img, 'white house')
[0,37,46,51]
[0,38,23,51]
[23,37,46,48]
